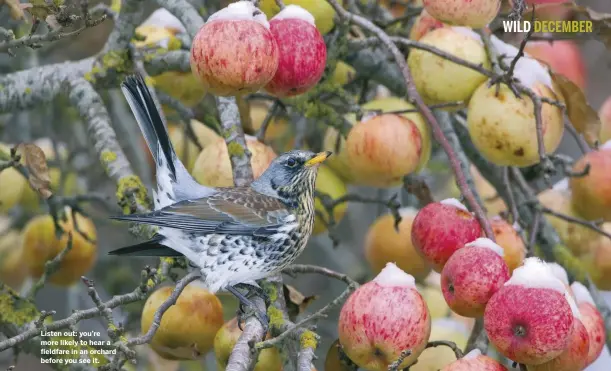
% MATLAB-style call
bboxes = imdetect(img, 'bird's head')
[251,150,332,206]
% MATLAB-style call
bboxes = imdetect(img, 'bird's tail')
[121,75,211,207]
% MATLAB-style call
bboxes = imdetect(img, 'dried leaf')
[551,72,601,147]
[15,143,53,199]
[1,0,25,20]
[571,4,611,48]
[283,284,318,319]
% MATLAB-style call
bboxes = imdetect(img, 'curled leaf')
[15,143,53,199]
[283,284,318,319]
[551,72,601,147]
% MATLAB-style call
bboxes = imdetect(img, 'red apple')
[338,263,431,370]
[441,238,510,318]
[441,349,508,370]
[409,9,448,41]
[484,258,575,365]
[190,1,279,96]
[264,5,326,97]
[599,96,611,144]
[489,217,526,273]
[570,148,611,221]
[527,317,589,371]
[524,41,587,90]
[423,0,501,28]
[570,282,606,367]
[411,198,482,272]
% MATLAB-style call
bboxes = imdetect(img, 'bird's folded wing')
[110,188,291,237]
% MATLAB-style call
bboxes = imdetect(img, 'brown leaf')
[571,4,611,48]
[550,72,601,147]
[1,0,25,20]
[283,284,318,319]
[15,143,53,199]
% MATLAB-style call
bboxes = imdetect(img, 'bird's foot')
[226,285,270,333]
[234,282,271,308]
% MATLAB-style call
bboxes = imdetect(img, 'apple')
[484,258,575,364]
[419,285,451,319]
[407,27,490,105]
[423,0,501,28]
[570,149,611,221]
[313,165,348,235]
[599,96,611,143]
[490,217,526,272]
[380,0,423,18]
[142,282,224,360]
[22,207,97,286]
[526,317,589,371]
[441,238,510,317]
[538,185,601,256]
[580,223,611,290]
[331,62,357,86]
[410,318,470,371]
[345,113,423,187]
[214,317,281,370]
[0,143,26,212]
[524,41,587,90]
[190,1,279,96]
[365,207,432,281]
[0,226,28,290]
[338,263,431,370]
[468,79,564,167]
[409,9,449,41]
[411,198,482,272]
[191,136,277,187]
[258,0,344,35]
[441,349,508,370]
[570,282,605,367]
[265,6,326,97]
[168,120,223,173]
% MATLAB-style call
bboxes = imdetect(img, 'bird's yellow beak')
[304,151,332,167]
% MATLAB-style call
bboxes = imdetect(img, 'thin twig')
[387,349,412,371]
[26,233,74,299]
[426,340,464,359]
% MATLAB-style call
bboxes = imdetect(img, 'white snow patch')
[451,26,483,45]
[463,349,482,360]
[432,317,470,335]
[374,263,416,288]
[141,8,186,33]
[398,207,419,218]
[207,1,270,29]
[489,35,553,90]
[244,134,258,142]
[424,271,441,288]
[601,139,611,151]
[440,198,469,212]
[465,237,505,257]
[505,257,566,294]
[571,282,596,305]
[566,291,582,320]
[548,262,569,286]
[271,5,315,26]
[552,178,570,191]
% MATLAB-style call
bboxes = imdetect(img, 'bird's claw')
[227,285,270,333]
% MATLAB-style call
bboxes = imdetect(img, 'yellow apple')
[0,225,28,290]
[313,165,348,235]
[0,143,26,212]
[410,318,470,371]
[168,120,222,172]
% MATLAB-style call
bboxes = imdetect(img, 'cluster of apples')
[338,198,606,370]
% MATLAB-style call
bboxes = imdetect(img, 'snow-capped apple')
[409,9,448,41]
[570,282,605,367]
[190,1,279,96]
[338,263,431,370]
[259,0,344,34]
[484,258,575,364]
[265,5,326,97]
[441,238,510,317]
[411,199,482,272]
[423,0,501,29]
[599,97,611,143]
[490,217,526,272]
[365,208,432,281]
[441,349,508,370]
[525,41,587,90]
[408,27,490,105]
[570,148,611,221]
[345,113,423,188]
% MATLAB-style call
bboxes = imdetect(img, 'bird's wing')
[110,188,291,236]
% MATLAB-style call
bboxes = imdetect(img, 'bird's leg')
[233,282,271,308]
[226,285,269,333]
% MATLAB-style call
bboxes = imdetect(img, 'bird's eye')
[286,158,297,167]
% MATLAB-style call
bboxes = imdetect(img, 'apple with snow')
[441,238,510,317]
[423,0,501,29]
[338,263,431,370]
[408,27,490,105]
[264,5,326,97]
[525,41,587,90]
[411,198,482,272]
[570,282,606,367]
[190,1,279,96]
[570,147,611,221]
[441,349,508,370]
[484,258,575,364]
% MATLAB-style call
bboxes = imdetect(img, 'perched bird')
[109,74,330,327]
